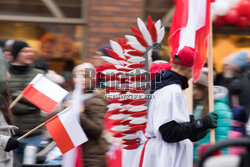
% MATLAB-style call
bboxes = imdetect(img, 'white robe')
[123,84,193,167]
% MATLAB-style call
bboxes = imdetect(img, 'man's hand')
[201,112,218,129]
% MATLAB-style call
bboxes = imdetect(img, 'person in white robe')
[123,46,218,167]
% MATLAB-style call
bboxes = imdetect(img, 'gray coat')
[0,111,17,167]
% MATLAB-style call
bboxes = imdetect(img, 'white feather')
[110,40,126,59]
[119,60,131,66]
[129,105,147,112]
[121,104,133,110]
[101,56,122,65]
[111,125,130,131]
[129,117,147,124]
[157,27,165,43]
[128,42,146,52]
[107,103,122,109]
[155,20,161,36]
[122,134,138,140]
[128,69,147,76]
[125,35,137,43]
[137,18,153,46]
[127,57,145,63]
[109,114,129,121]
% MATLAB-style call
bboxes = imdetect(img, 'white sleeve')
[153,91,188,136]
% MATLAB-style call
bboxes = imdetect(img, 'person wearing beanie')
[94,45,113,89]
[129,47,218,167]
[228,50,250,119]
[8,40,45,165]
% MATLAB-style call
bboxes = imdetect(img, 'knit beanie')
[231,51,248,68]
[196,68,209,87]
[11,40,30,59]
[98,45,112,57]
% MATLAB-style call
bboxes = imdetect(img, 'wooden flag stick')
[208,10,215,144]
[9,94,23,110]
[185,79,193,115]
[17,122,45,141]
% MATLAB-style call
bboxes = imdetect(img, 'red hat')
[171,46,195,67]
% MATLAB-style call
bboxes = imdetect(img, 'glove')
[4,137,20,152]
[201,112,218,129]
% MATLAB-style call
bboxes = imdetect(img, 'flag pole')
[9,94,23,110]
[17,122,45,141]
[208,3,215,144]
[185,79,193,115]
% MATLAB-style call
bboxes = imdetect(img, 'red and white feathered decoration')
[102,16,165,150]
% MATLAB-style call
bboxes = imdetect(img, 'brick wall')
[85,0,144,61]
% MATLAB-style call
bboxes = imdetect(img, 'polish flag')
[168,0,212,82]
[22,74,68,113]
[45,108,88,154]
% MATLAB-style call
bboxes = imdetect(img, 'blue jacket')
[193,86,232,162]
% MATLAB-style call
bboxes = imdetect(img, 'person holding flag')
[60,63,110,167]
[8,40,45,165]
[133,0,218,166]
[131,47,217,167]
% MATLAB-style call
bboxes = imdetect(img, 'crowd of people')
[0,38,249,167]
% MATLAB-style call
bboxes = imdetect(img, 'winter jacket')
[8,64,45,136]
[193,86,232,163]
[229,63,250,118]
[60,90,109,167]
[0,111,17,167]
[80,93,109,167]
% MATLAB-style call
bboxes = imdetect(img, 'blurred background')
[0,0,249,74]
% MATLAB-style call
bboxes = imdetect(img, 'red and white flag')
[45,107,88,154]
[168,0,212,82]
[22,74,68,113]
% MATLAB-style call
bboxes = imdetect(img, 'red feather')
[130,26,148,47]
[105,48,125,61]
[131,111,147,117]
[123,143,139,150]
[127,63,145,68]
[129,88,147,94]
[130,124,146,131]
[120,120,131,125]
[127,50,145,56]
[99,63,116,69]
[147,16,157,42]
[129,99,147,105]
[112,132,125,138]
[109,108,121,114]
[123,129,137,134]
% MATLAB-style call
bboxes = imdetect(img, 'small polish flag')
[45,108,88,154]
[22,74,68,113]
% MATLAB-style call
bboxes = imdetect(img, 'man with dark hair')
[130,46,218,167]
[8,40,45,165]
